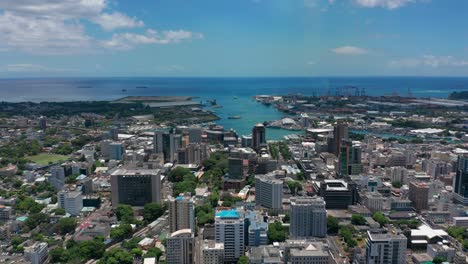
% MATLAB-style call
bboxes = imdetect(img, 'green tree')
[351,214,367,225]
[58,217,77,235]
[115,204,135,223]
[144,247,163,260]
[50,247,69,263]
[98,249,133,264]
[268,221,287,243]
[238,256,249,264]
[287,181,303,195]
[122,237,143,250]
[143,203,166,222]
[110,224,133,241]
[24,213,49,229]
[327,216,340,235]
[391,181,402,188]
[372,212,389,227]
[433,256,447,264]
[168,167,193,182]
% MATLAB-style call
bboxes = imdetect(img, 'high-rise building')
[109,126,119,141]
[109,142,124,160]
[408,181,429,212]
[153,130,165,154]
[332,123,348,156]
[24,242,48,264]
[202,240,224,264]
[215,208,245,262]
[166,229,194,264]
[454,155,468,204]
[366,231,407,264]
[110,169,161,207]
[168,193,195,233]
[39,116,47,130]
[163,133,182,162]
[290,196,327,238]
[245,210,268,247]
[241,135,253,148]
[228,157,244,179]
[58,191,83,216]
[338,140,362,177]
[252,124,266,150]
[316,180,358,209]
[255,174,283,210]
[49,166,65,190]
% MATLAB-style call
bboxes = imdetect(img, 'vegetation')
[393,219,421,229]
[432,256,447,264]
[238,256,249,264]
[372,212,389,227]
[391,181,402,188]
[449,91,468,100]
[50,237,106,263]
[144,247,163,260]
[268,221,288,243]
[122,237,143,250]
[327,216,340,235]
[58,217,77,235]
[27,153,70,165]
[351,214,367,225]
[447,226,468,249]
[143,203,167,223]
[97,248,133,264]
[287,180,303,195]
[110,224,133,241]
[115,204,135,224]
[339,226,357,249]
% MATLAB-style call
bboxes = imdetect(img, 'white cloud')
[389,55,468,68]
[92,12,144,31]
[0,0,201,54]
[101,29,203,50]
[331,46,368,55]
[355,0,417,9]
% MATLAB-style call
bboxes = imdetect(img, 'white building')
[168,193,195,233]
[255,174,283,209]
[366,231,407,264]
[290,196,327,238]
[202,240,224,264]
[215,208,244,262]
[166,229,194,264]
[24,242,48,264]
[58,191,83,216]
[289,242,330,264]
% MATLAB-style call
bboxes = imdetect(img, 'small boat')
[122,89,127,92]
[233,96,238,99]
[135,86,148,89]
[213,105,223,108]
[228,116,241,119]
[77,86,92,89]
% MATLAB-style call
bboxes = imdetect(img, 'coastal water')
[0,77,467,139]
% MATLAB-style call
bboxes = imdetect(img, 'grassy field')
[27,153,70,165]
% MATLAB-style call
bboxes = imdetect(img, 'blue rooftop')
[176,196,183,201]
[216,209,239,219]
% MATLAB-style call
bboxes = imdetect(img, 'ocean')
[0,77,467,139]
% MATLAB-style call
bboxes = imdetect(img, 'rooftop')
[216,208,240,219]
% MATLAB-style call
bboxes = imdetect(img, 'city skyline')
[1,0,468,77]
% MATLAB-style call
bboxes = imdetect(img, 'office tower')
[109,142,124,160]
[454,155,468,204]
[187,127,202,143]
[366,231,407,264]
[168,193,195,233]
[252,124,266,150]
[39,116,47,130]
[50,165,65,190]
[317,180,358,209]
[110,169,161,207]
[166,229,194,264]
[0,206,12,221]
[153,130,165,154]
[255,174,283,209]
[338,140,362,177]
[178,143,203,165]
[163,133,181,163]
[24,242,48,264]
[109,126,119,141]
[202,240,224,264]
[215,208,245,262]
[408,181,429,212]
[228,157,244,179]
[58,191,83,216]
[241,135,253,148]
[245,211,268,247]
[100,140,112,159]
[333,123,348,156]
[290,196,327,238]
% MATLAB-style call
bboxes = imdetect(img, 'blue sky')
[0,0,467,77]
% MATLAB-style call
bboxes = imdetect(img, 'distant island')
[449,91,468,100]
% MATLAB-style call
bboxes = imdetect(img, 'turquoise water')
[0,77,467,140]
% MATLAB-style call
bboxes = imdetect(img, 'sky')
[0,0,467,77]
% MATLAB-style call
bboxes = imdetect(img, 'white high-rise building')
[50,166,65,190]
[366,231,407,264]
[255,174,283,209]
[24,242,48,264]
[290,196,327,238]
[215,208,245,263]
[202,240,224,264]
[153,130,165,154]
[166,229,194,264]
[58,191,83,216]
[168,193,195,233]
